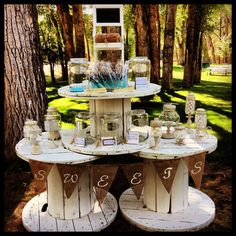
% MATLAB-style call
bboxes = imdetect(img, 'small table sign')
[126,131,140,144]
[101,137,117,146]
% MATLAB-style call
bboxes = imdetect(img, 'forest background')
[4,4,232,232]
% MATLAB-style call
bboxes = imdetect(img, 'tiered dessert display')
[15,4,217,232]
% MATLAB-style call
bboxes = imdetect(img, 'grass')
[45,64,232,165]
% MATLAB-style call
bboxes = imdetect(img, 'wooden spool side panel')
[143,161,170,213]
[143,161,156,210]
[123,98,131,139]
[47,164,64,219]
[78,167,95,217]
[22,195,40,231]
[170,159,189,213]
[64,184,79,219]
[89,98,131,140]
[155,168,170,213]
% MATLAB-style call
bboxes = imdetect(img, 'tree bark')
[73,4,85,58]
[4,4,47,159]
[205,34,216,64]
[183,5,197,88]
[48,4,67,80]
[135,4,149,56]
[125,27,129,61]
[148,4,161,84]
[194,32,202,84]
[162,4,177,93]
[56,4,75,61]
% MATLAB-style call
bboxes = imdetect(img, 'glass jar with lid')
[23,119,41,141]
[74,111,96,145]
[100,112,123,144]
[68,58,89,85]
[128,56,151,89]
[159,103,180,139]
[174,122,186,145]
[46,106,61,127]
[44,106,61,140]
[126,109,149,143]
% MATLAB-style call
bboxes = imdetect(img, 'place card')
[101,137,117,146]
[75,137,86,147]
[126,131,139,144]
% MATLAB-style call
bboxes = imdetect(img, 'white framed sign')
[126,131,139,144]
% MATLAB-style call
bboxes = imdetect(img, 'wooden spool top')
[58,82,161,100]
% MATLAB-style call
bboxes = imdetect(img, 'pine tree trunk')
[56,4,75,61]
[84,21,90,61]
[50,62,56,83]
[194,32,202,84]
[125,28,129,61]
[183,5,197,88]
[205,34,216,64]
[135,4,149,56]
[48,4,67,80]
[4,4,47,159]
[73,5,85,58]
[162,4,177,93]
[148,4,161,84]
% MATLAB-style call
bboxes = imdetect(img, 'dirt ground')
[4,158,232,232]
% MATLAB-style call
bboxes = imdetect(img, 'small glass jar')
[174,123,186,145]
[194,108,208,138]
[46,106,61,128]
[127,109,149,142]
[159,103,180,139]
[23,120,41,140]
[128,57,151,89]
[68,58,89,85]
[75,111,96,145]
[44,107,61,141]
[100,112,123,144]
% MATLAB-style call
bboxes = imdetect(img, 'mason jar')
[100,112,122,144]
[23,120,41,140]
[174,122,186,145]
[128,56,151,89]
[46,106,61,127]
[126,109,149,142]
[159,103,180,139]
[75,111,96,145]
[68,58,89,85]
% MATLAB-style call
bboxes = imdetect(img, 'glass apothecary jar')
[44,107,61,141]
[174,122,186,145]
[23,120,41,141]
[126,109,149,142]
[68,58,89,85]
[100,112,123,144]
[46,106,61,127]
[75,111,96,145]
[159,103,180,139]
[128,56,151,89]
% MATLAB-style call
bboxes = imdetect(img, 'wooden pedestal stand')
[16,83,161,232]
[119,132,217,231]
[15,136,118,232]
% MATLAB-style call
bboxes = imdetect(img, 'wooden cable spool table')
[16,82,161,232]
[119,131,217,232]
[15,130,118,232]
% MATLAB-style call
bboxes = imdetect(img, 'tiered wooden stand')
[15,83,161,232]
[119,132,217,232]
[15,133,118,232]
